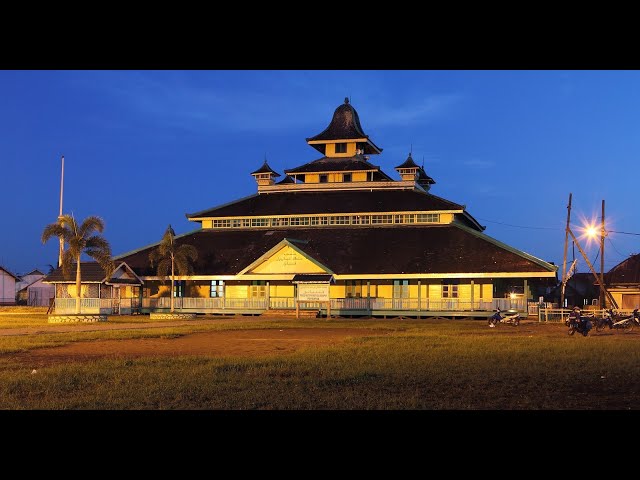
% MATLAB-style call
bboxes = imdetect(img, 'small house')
[0,266,19,305]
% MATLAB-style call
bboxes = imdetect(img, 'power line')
[607,237,630,259]
[478,217,640,236]
[609,230,640,236]
[476,217,560,230]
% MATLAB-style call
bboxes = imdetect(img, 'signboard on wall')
[297,283,330,302]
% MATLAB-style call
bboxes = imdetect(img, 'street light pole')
[600,200,605,309]
[560,193,572,309]
[58,155,64,268]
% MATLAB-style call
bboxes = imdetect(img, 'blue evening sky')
[1,70,638,276]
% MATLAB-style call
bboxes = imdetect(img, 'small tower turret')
[250,159,281,187]
[395,153,436,191]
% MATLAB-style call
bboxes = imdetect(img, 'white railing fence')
[538,308,636,323]
[54,296,530,314]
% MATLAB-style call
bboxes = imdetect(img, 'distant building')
[15,269,46,292]
[0,266,19,305]
[549,272,599,308]
[15,269,55,306]
[604,254,640,309]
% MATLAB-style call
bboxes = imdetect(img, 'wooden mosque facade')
[108,98,557,318]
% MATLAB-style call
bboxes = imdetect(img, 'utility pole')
[600,200,606,309]
[567,228,618,309]
[560,193,572,309]
[58,155,65,267]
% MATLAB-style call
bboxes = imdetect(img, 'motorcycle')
[595,308,639,332]
[488,308,520,327]
[565,312,593,336]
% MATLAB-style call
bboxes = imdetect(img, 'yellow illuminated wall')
[226,284,248,298]
[304,171,363,183]
[250,245,326,274]
[330,284,345,298]
[67,285,89,298]
[325,142,356,157]
[270,283,294,298]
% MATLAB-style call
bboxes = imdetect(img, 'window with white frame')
[173,280,186,298]
[250,281,267,298]
[210,280,224,298]
[346,280,363,298]
[442,282,459,298]
[393,280,409,298]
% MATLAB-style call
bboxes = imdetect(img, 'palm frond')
[174,257,194,276]
[149,225,197,283]
[79,216,105,238]
[66,237,85,258]
[155,258,171,282]
[149,248,162,266]
[60,250,76,279]
[41,223,69,244]
[86,249,112,265]
[177,244,198,262]
[58,214,77,231]
[100,259,116,279]
[86,235,111,253]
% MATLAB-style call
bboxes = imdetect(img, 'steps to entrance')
[261,309,319,319]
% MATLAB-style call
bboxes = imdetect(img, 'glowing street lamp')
[584,225,598,239]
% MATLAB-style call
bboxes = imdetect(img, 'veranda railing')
[55,296,529,314]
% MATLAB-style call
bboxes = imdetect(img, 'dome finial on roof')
[344,97,349,105]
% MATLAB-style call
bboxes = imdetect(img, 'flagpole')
[58,155,64,267]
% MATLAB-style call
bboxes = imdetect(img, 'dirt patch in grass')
[9,328,387,367]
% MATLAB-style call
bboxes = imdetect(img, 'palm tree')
[149,225,198,313]
[42,214,114,314]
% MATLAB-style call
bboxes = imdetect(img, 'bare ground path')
[0,316,265,337]
[7,327,388,367]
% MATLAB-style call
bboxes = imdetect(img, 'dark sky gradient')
[1,70,638,276]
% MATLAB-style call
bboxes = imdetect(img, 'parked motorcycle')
[488,308,520,327]
[595,308,639,332]
[565,310,593,336]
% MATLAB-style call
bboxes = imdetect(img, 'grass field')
[0,309,638,410]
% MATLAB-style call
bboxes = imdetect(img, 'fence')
[538,308,636,323]
[55,298,115,314]
[141,297,269,310]
[53,295,530,315]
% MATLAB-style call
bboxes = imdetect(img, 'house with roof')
[15,269,55,306]
[547,272,598,309]
[1,266,19,305]
[107,97,557,318]
[604,254,640,310]
[45,262,144,314]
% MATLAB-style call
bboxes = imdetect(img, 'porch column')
[417,280,421,311]
[470,280,474,311]
[523,279,528,313]
[266,280,270,310]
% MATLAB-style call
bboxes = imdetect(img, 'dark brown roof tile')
[187,189,465,218]
[605,254,640,284]
[118,225,555,277]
